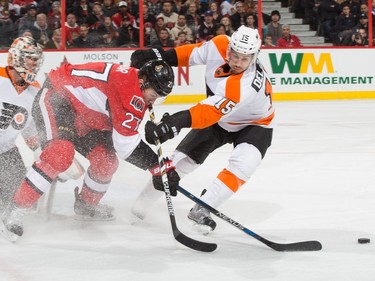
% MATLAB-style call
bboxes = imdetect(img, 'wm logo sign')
[269,53,334,74]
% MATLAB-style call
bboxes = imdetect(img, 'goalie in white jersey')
[130,26,275,234]
[0,37,44,213]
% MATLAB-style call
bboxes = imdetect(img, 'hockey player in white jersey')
[0,37,44,215]
[130,26,275,234]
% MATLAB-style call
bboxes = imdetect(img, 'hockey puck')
[358,238,370,244]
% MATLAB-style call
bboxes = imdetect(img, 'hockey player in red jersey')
[130,26,275,234]
[1,59,179,241]
[0,37,44,214]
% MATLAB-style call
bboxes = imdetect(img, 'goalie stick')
[148,106,217,253]
[176,185,322,252]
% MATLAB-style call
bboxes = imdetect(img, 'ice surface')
[1,100,375,281]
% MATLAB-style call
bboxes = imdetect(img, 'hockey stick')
[176,185,322,252]
[148,106,217,252]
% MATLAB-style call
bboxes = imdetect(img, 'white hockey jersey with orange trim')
[0,67,40,154]
[174,35,275,132]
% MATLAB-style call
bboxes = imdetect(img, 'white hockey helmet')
[230,26,261,55]
[8,36,44,84]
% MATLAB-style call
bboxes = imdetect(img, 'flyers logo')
[0,102,28,130]
[130,95,145,112]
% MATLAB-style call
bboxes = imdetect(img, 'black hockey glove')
[149,158,180,196]
[130,47,165,69]
[145,110,192,145]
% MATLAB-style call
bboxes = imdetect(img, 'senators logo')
[130,95,145,112]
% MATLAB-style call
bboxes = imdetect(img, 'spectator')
[147,0,162,16]
[219,14,234,36]
[97,15,119,47]
[102,0,117,17]
[72,23,98,48]
[318,0,341,42]
[301,0,319,25]
[151,27,174,47]
[0,0,16,21]
[243,12,256,29]
[263,33,275,46]
[17,3,37,36]
[266,10,283,45]
[143,22,155,47]
[197,10,216,42]
[174,30,191,46]
[173,0,184,14]
[335,4,356,45]
[170,13,193,42]
[44,27,62,49]
[341,13,369,45]
[0,11,16,49]
[69,0,92,25]
[47,1,61,30]
[117,15,139,47]
[137,2,156,28]
[31,13,53,46]
[65,12,80,46]
[277,24,302,47]
[243,0,256,13]
[37,0,55,16]
[12,0,35,17]
[112,1,135,29]
[185,1,201,42]
[157,0,178,28]
[349,30,368,46]
[150,16,166,43]
[85,2,104,30]
[230,0,245,30]
[214,23,226,36]
[208,1,223,24]
[220,0,235,16]
[340,0,361,19]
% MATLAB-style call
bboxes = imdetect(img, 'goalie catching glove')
[145,110,192,145]
[149,158,180,196]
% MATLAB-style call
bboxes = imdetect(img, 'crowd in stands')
[0,0,374,50]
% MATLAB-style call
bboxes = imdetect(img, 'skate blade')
[74,214,116,222]
[0,220,18,243]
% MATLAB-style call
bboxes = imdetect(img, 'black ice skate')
[74,187,115,221]
[188,203,217,235]
[0,204,28,242]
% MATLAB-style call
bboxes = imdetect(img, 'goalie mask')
[138,59,174,96]
[8,36,44,84]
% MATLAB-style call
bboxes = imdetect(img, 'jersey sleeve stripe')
[175,43,203,66]
[211,35,230,61]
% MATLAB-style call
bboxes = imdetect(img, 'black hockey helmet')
[138,59,174,96]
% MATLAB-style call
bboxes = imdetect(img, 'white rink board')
[1,48,374,98]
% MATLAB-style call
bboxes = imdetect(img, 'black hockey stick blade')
[265,240,322,252]
[173,228,217,252]
[176,185,322,252]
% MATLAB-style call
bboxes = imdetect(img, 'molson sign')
[260,49,375,99]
